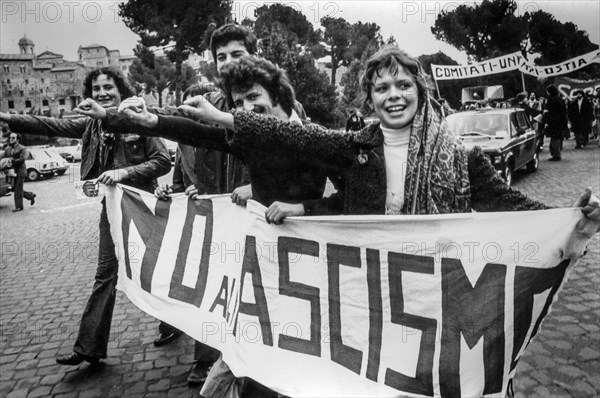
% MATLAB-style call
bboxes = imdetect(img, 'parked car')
[0,169,12,197]
[25,147,69,181]
[58,144,82,163]
[446,108,541,187]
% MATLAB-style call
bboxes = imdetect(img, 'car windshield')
[447,113,508,137]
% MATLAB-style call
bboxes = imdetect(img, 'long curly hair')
[82,67,134,99]
[219,56,296,116]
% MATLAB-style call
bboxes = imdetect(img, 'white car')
[58,144,82,163]
[25,147,69,181]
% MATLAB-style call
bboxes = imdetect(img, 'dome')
[18,35,34,46]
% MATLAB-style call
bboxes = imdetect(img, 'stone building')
[1,36,138,116]
[77,44,136,77]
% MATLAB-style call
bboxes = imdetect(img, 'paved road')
[1,138,598,398]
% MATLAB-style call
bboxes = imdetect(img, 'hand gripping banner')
[106,184,591,397]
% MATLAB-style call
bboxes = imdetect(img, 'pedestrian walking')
[0,132,36,211]
[345,109,365,132]
[544,85,569,161]
[568,90,594,148]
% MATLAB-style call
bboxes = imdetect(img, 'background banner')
[106,185,589,397]
[432,50,600,81]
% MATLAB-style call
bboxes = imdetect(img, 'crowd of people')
[1,21,600,398]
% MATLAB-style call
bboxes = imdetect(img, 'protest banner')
[106,184,590,397]
[555,76,600,99]
[432,50,600,81]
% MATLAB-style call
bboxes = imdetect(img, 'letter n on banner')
[511,259,570,372]
[168,198,214,307]
[120,189,171,292]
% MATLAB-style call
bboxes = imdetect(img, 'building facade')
[1,36,138,116]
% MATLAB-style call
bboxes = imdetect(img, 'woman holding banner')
[117,46,600,236]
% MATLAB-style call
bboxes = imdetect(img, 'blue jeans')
[73,199,117,359]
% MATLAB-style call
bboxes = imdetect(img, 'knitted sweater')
[229,101,547,215]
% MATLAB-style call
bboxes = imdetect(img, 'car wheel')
[503,164,513,187]
[27,169,40,181]
[56,170,67,176]
[526,151,539,172]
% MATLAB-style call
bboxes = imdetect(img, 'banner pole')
[433,76,441,99]
[521,72,527,93]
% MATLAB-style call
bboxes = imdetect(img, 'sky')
[1,0,599,65]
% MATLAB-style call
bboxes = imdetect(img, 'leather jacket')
[9,115,171,192]
[0,143,28,177]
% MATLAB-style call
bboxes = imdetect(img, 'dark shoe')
[30,195,36,206]
[548,157,561,161]
[575,145,582,149]
[56,352,99,366]
[12,208,23,212]
[153,332,180,347]
[187,361,210,385]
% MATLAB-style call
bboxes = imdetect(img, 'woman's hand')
[179,95,233,128]
[265,202,305,224]
[154,183,173,200]
[574,187,600,238]
[231,184,252,206]
[75,98,106,119]
[118,97,159,128]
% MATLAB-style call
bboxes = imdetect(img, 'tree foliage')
[431,0,526,62]
[119,0,232,104]
[431,0,599,80]
[244,4,340,127]
[128,50,197,107]
[418,52,462,109]
[320,17,382,85]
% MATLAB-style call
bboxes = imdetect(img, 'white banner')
[106,184,590,397]
[432,50,600,80]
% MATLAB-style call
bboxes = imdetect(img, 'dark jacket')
[544,94,569,139]
[157,91,250,194]
[228,110,547,215]
[171,144,196,193]
[9,115,171,193]
[568,97,594,130]
[104,111,329,209]
[0,143,28,177]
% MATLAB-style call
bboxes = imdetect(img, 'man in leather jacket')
[0,67,171,366]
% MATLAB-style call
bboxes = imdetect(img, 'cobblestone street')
[1,138,599,398]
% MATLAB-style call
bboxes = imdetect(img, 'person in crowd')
[80,55,329,398]
[528,92,540,111]
[516,92,541,122]
[345,109,365,132]
[0,67,171,366]
[544,85,569,161]
[157,45,599,238]
[438,98,455,117]
[592,94,600,140]
[0,131,36,211]
[150,81,249,386]
[568,90,594,148]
